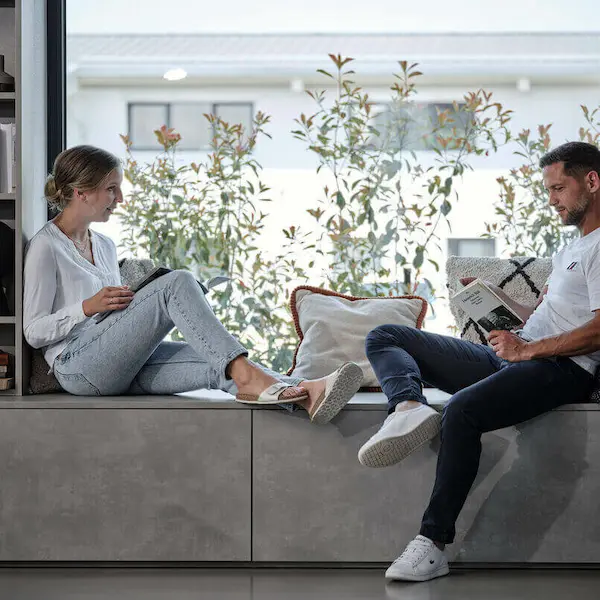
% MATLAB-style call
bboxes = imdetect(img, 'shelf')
[0,317,15,325]
[0,193,15,200]
[0,389,16,396]
[0,93,15,101]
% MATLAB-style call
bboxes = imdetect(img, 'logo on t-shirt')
[567,261,578,271]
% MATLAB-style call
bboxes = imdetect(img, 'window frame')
[47,0,67,219]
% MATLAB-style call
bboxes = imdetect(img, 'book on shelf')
[0,122,16,194]
[0,378,13,391]
[452,279,524,334]
[0,349,12,389]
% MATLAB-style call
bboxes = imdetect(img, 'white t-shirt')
[521,227,600,374]
[23,221,121,371]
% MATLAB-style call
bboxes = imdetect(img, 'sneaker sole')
[385,563,449,582]
[310,363,363,425]
[358,412,442,468]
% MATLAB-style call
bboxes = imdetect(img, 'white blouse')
[23,221,121,370]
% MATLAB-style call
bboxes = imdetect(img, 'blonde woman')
[23,145,362,422]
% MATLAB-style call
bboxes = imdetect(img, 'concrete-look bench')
[1,389,598,564]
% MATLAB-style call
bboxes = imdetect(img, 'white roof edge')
[73,54,600,64]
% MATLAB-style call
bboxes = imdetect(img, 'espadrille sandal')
[236,381,308,405]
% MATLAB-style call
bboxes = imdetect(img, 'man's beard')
[564,194,591,226]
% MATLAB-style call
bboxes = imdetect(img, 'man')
[358,141,600,582]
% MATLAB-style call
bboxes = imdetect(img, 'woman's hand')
[82,286,134,317]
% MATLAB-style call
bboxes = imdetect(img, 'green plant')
[118,118,307,372]
[486,105,600,257]
[117,57,513,371]
[293,55,512,298]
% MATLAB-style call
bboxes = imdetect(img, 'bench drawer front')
[253,408,600,563]
[0,408,252,561]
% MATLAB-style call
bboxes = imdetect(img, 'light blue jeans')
[54,270,302,408]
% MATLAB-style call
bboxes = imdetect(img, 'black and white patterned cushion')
[446,255,600,403]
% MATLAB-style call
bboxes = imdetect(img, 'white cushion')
[288,287,428,388]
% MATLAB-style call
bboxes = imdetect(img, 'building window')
[170,103,212,150]
[128,103,169,149]
[368,102,473,152]
[448,238,496,257]
[214,103,254,136]
[128,102,254,150]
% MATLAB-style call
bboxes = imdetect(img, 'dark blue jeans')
[365,324,594,544]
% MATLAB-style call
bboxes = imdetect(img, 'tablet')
[94,267,172,323]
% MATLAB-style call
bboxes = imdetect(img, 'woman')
[23,145,362,423]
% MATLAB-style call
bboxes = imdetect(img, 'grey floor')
[0,568,599,599]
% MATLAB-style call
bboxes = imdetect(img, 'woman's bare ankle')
[227,356,255,386]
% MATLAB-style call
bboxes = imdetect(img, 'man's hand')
[488,330,532,362]
[459,277,477,286]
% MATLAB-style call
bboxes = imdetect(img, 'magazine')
[452,279,523,333]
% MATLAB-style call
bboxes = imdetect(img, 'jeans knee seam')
[170,293,217,360]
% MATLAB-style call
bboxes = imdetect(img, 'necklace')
[54,219,91,256]
[70,233,91,255]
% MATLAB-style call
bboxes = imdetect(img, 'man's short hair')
[540,141,600,181]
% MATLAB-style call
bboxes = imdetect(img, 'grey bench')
[1,389,598,564]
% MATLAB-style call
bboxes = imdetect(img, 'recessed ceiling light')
[163,68,187,81]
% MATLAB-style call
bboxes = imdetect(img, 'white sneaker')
[358,404,441,468]
[385,535,449,582]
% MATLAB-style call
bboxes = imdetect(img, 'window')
[128,104,169,149]
[170,103,212,150]
[128,102,254,150]
[214,103,254,135]
[368,102,473,152]
[448,238,496,257]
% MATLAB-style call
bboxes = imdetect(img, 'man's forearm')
[526,319,600,360]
